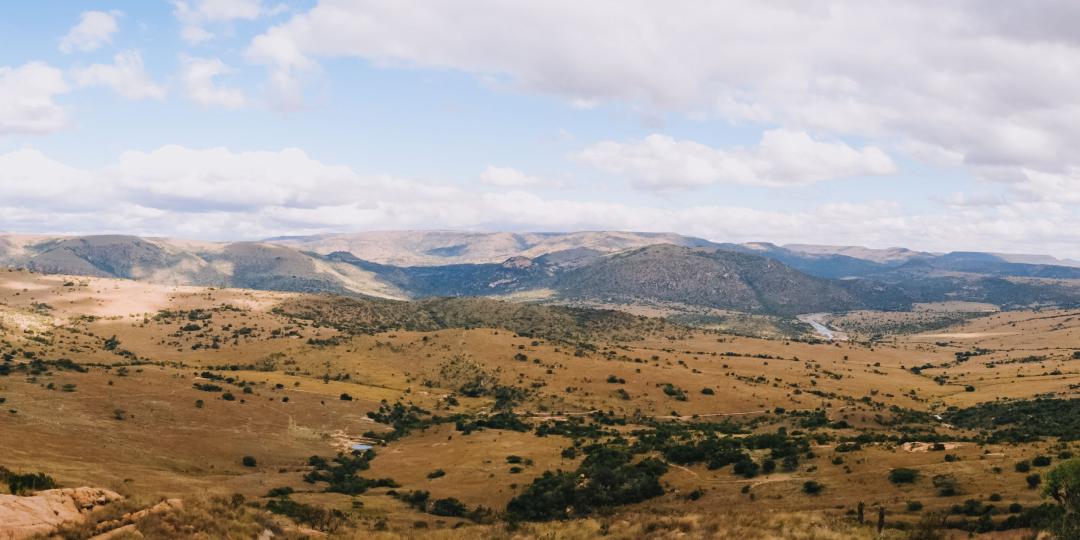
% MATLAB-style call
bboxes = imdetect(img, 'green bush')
[1027,473,1042,489]
[430,497,467,517]
[506,445,667,521]
[6,472,56,494]
[889,468,918,484]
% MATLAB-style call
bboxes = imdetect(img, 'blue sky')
[1,1,1078,257]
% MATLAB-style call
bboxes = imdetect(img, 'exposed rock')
[501,256,534,269]
[92,498,182,536]
[0,487,122,540]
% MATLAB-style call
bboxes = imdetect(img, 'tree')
[7,472,56,495]
[889,468,918,484]
[1027,473,1043,489]
[1043,458,1080,537]
[1045,459,1080,512]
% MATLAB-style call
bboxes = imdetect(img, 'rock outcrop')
[0,487,123,540]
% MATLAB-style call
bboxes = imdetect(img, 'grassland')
[0,268,1078,538]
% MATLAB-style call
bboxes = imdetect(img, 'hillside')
[1,269,1078,538]
[5,232,1080,320]
[266,230,718,266]
[553,245,869,316]
[0,235,406,300]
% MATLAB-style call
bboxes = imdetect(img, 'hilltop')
[3,232,1080,321]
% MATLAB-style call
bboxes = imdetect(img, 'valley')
[1,264,1078,538]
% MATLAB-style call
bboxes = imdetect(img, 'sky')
[2,1,1080,257]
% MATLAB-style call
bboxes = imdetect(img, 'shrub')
[430,497,467,517]
[1016,461,1031,473]
[907,500,924,512]
[933,474,958,496]
[701,387,715,395]
[889,468,918,484]
[1033,455,1052,467]
[242,456,257,467]
[802,480,823,495]
[339,393,352,401]
[103,335,120,350]
[6,472,56,494]
[1027,473,1042,489]
[506,445,667,521]
[266,499,347,532]
[426,469,445,479]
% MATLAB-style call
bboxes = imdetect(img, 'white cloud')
[0,149,101,208]
[575,130,894,190]
[2,145,1080,258]
[179,55,246,108]
[479,166,555,188]
[180,25,213,45]
[60,10,121,53]
[109,145,366,211]
[72,51,166,100]
[0,62,69,134]
[245,1,1080,187]
[174,0,268,44]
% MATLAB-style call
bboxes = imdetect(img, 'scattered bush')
[889,468,918,484]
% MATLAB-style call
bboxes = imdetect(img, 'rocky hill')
[4,232,1080,316]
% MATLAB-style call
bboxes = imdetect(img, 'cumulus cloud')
[109,145,365,211]
[71,51,166,100]
[59,10,121,53]
[174,0,274,44]
[245,1,1080,186]
[0,62,69,134]
[2,145,1080,258]
[575,130,894,189]
[179,55,246,108]
[479,166,556,188]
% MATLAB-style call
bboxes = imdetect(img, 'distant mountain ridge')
[3,231,1080,316]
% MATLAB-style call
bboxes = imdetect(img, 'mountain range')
[3,231,1080,317]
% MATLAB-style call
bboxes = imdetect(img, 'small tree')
[1044,459,1080,538]
[1027,473,1042,489]
[889,468,918,484]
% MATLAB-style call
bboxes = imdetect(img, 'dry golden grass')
[0,269,1075,538]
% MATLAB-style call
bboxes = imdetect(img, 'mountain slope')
[0,235,406,299]
[4,232,1080,316]
[553,245,876,315]
[266,230,719,266]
